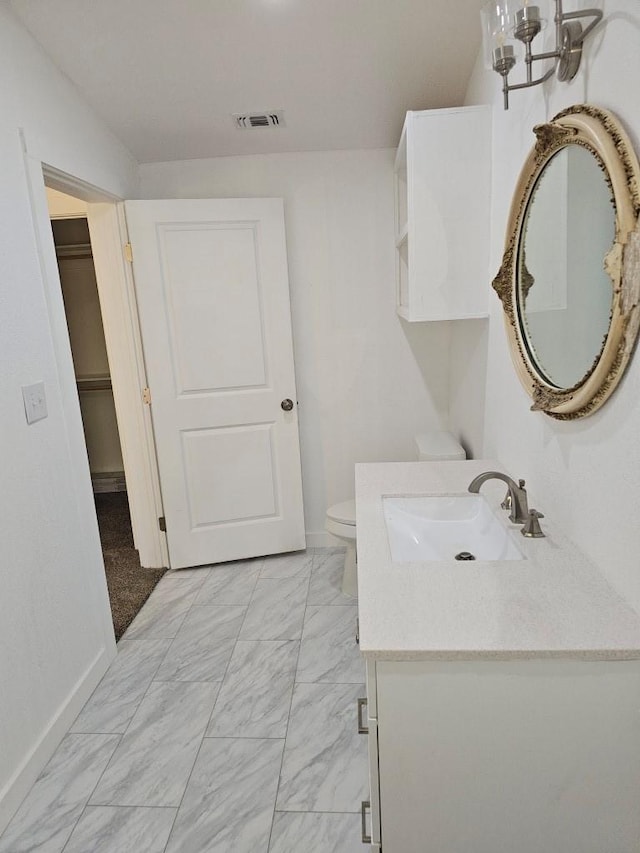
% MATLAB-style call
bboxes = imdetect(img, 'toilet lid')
[327,499,356,526]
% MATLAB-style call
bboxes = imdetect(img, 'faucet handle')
[521,509,545,538]
[503,480,526,510]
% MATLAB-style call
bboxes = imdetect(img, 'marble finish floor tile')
[90,681,219,807]
[63,805,176,853]
[165,737,283,853]
[308,550,355,606]
[4,541,372,853]
[296,606,364,683]
[206,640,299,738]
[269,812,363,852]
[194,560,261,606]
[123,577,204,640]
[71,638,171,734]
[239,576,309,640]
[276,682,368,813]
[154,606,246,682]
[313,547,347,555]
[260,551,313,579]
[0,733,120,853]
[165,566,211,580]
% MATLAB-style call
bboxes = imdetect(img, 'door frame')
[27,151,168,568]
[86,202,168,568]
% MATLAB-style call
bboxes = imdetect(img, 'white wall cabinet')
[395,106,491,321]
[361,657,640,852]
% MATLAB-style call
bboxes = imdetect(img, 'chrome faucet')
[468,471,529,525]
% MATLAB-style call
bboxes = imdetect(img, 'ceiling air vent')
[233,111,285,130]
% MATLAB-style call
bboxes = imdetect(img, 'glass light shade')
[481,1,517,70]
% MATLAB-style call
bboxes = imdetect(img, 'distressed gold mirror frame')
[493,104,640,419]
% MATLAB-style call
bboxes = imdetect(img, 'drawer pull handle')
[361,800,372,844]
[357,697,369,734]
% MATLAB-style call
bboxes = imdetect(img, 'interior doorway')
[46,188,165,639]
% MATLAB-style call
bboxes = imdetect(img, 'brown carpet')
[94,491,166,641]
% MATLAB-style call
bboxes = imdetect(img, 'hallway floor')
[0,548,369,853]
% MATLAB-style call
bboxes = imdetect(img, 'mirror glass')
[516,145,615,389]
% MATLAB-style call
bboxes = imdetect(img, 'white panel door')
[124,199,305,569]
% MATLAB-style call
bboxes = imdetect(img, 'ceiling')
[10,0,486,163]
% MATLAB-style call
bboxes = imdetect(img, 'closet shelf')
[56,242,93,260]
[77,374,112,392]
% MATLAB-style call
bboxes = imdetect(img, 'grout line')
[151,612,245,682]
[159,562,263,852]
[276,809,360,815]
[123,599,197,643]
[273,808,362,815]
[90,804,181,811]
[202,638,300,742]
[161,727,205,852]
[162,555,271,852]
[60,804,181,853]
[53,584,204,853]
[8,552,343,853]
[57,733,123,853]
[202,733,293,740]
[69,636,171,734]
[152,677,227,685]
[266,567,311,851]
[76,581,210,815]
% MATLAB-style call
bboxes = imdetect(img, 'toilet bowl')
[325,500,358,597]
[325,431,466,598]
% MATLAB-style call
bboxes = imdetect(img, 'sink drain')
[455,551,476,561]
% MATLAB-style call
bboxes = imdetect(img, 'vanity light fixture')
[481,0,603,109]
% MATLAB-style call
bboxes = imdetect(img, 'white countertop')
[355,460,640,661]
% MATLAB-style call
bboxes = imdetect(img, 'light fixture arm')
[497,62,555,111]
[492,0,604,109]
[558,5,603,46]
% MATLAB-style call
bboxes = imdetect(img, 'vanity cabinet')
[361,657,640,852]
[356,459,640,851]
[394,106,491,321]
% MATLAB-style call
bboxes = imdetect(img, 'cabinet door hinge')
[142,387,152,405]
[158,516,166,532]
[123,242,133,263]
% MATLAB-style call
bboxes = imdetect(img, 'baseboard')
[0,643,115,835]
[306,531,344,549]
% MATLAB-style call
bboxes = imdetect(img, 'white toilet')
[325,431,466,597]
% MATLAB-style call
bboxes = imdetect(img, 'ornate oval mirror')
[493,104,640,419]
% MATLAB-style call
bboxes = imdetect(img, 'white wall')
[451,0,640,611]
[139,150,451,541]
[0,5,138,831]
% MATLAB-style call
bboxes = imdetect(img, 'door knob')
[281,398,294,411]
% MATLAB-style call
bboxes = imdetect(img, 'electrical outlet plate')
[22,381,48,424]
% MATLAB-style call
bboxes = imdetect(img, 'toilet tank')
[414,431,466,462]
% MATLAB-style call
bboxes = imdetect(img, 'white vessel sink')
[383,494,525,562]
